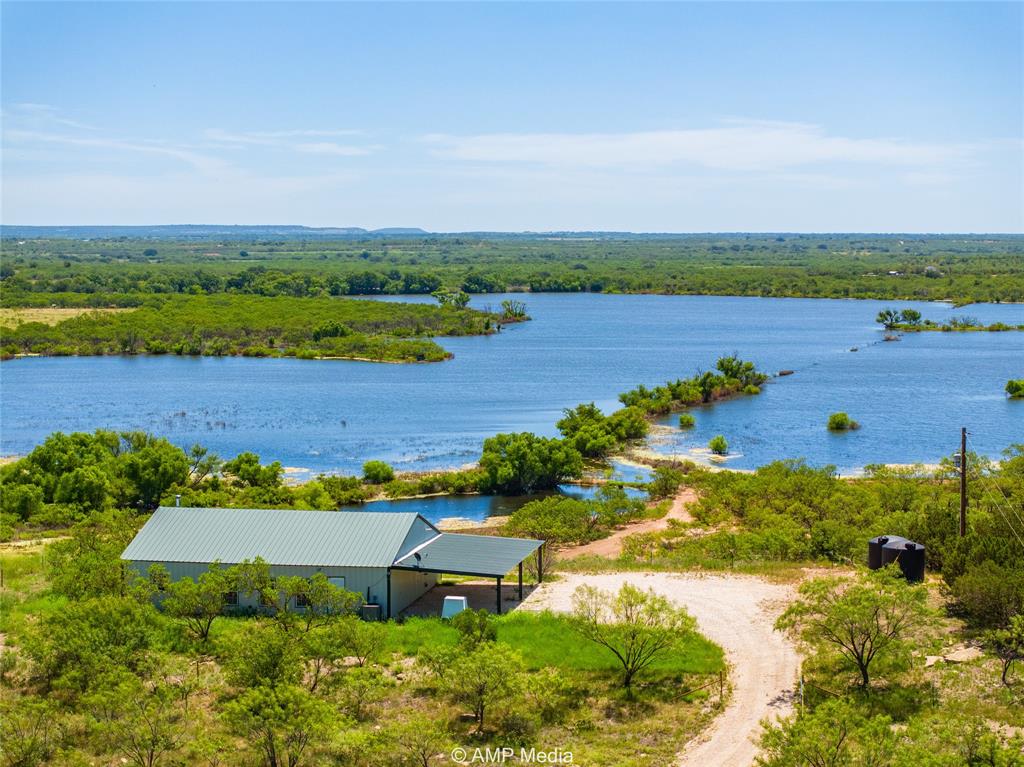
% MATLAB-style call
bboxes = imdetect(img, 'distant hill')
[0,225,430,240]
[1,225,1018,242]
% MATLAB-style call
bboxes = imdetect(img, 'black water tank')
[868,535,905,569]
[886,540,926,582]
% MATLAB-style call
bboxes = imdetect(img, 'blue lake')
[2,294,1022,486]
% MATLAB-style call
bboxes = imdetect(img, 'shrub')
[505,496,595,544]
[743,384,761,395]
[949,561,1024,628]
[1007,380,1024,399]
[827,412,860,431]
[362,460,395,484]
[648,466,686,499]
[678,413,696,429]
[708,435,729,455]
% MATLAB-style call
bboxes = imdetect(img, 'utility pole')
[959,427,968,537]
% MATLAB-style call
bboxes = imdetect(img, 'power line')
[965,434,1024,532]
[963,433,1024,550]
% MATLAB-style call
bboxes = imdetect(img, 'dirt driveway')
[521,571,800,767]
[560,488,697,560]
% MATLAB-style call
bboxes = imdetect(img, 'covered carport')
[391,533,544,614]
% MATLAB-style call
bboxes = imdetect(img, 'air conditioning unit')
[360,603,382,621]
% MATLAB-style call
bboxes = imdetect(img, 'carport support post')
[538,544,544,583]
[496,576,502,615]
[518,562,523,601]
[386,568,392,620]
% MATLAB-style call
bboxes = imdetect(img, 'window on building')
[224,591,238,606]
[295,593,311,608]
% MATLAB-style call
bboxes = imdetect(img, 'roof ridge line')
[393,532,444,565]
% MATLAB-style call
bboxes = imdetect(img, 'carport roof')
[392,532,542,578]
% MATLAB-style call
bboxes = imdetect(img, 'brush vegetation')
[3,233,1023,304]
[0,293,502,362]
[0,537,724,767]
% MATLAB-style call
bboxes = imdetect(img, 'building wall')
[127,560,437,617]
[391,568,439,616]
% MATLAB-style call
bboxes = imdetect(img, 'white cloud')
[293,142,375,157]
[3,130,227,174]
[6,102,99,131]
[203,128,371,157]
[423,120,976,172]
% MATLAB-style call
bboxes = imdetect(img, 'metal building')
[121,506,543,617]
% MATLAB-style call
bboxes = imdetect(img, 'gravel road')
[521,571,800,767]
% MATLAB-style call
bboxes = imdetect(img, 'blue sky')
[2,2,1021,231]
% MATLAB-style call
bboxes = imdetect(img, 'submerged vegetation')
[3,232,1023,304]
[707,435,729,455]
[0,293,504,362]
[827,412,860,431]
[876,307,1024,333]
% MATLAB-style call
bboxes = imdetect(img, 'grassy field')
[0,306,132,327]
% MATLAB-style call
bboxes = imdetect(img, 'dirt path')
[560,487,697,560]
[521,572,800,767]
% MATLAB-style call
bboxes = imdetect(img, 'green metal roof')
[121,506,431,568]
[392,532,543,578]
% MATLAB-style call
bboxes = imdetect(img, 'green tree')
[389,714,452,767]
[648,465,686,499]
[334,666,391,720]
[900,308,923,326]
[777,567,929,688]
[222,685,331,767]
[160,561,239,641]
[91,682,189,767]
[47,512,142,600]
[120,437,190,509]
[985,614,1024,687]
[54,464,112,510]
[505,495,595,544]
[757,698,895,767]
[478,432,583,494]
[678,413,696,429]
[570,582,696,690]
[23,596,157,698]
[0,698,64,767]
[876,309,902,330]
[222,622,303,689]
[0,483,44,520]
[186,444,222,487]
[223,452,284,488]
[362,460,395,484]
[451,608,497,650]
[708,435,729,455]
[441,643,525,735]
[500,299,528,320]
[328,614,388,666]
[1006,380,1024,399]
[949,560,1024,628]
[272,573,362,632]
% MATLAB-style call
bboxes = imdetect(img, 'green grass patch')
[497,611,724,675]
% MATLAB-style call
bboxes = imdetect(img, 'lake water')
[2,295,1022,487]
